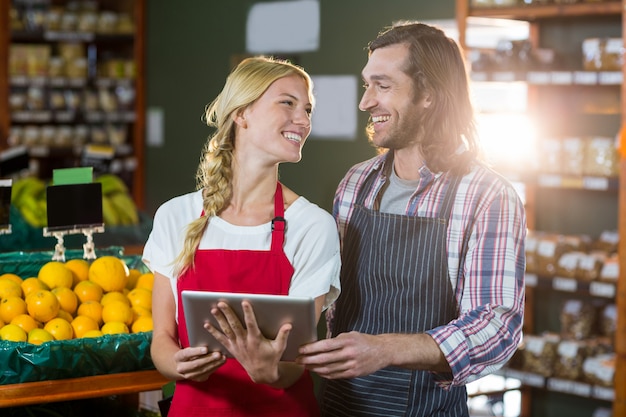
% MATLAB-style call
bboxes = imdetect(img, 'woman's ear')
[232,110,248,128]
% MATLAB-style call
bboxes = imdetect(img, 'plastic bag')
[0,332,154,385]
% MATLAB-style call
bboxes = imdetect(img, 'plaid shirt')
[331,153,526,387]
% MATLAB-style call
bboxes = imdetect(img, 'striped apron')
[321,172,469,416]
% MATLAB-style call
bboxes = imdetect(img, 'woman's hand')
[173,346,226,382]
[205,301,292,384]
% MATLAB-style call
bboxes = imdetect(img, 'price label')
[550,71,573,84]
[548,378,591,397]
[589,282,615,298]
[583,176,609,190]
[527,71,550,84]
[598,71,622,85]
[9,75,28,86]
[553,277,577,292]
[573,71,598,85]
[49,77,67,88]
[470,72,488,82]
[506,369,545,388]
[68,78,87,88]
[525,273,538,287]
[560,176,583,189]
[492,71,516,82]
[538,174,562,188]
[592,386,614,401]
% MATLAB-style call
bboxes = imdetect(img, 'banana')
[12,177,46,207]
[108,191,139,225]
[102,195,121,226]
[96,174,129,196]
[21,206,44,228]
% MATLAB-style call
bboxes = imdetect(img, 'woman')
[143,56,341,416]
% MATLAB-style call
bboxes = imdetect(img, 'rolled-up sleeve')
[427,186,526,388]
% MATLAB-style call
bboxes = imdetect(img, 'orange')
[101,321,129,335]
[126,268,142,290]
[132,306,152,321]
[71,315,100,338]
[0,296,28,323]
[102,300,133,326]
[21,277,49,298]
[28,328,54,345]
[131,315,153,333]
[0,323,28,342]
[43,317,73,340]
[0,279,23,300]
[52,287,78,315]
[73,280,103,303]
[76,300,103,325]
[82,329,103,338]
[55,309,73,322]
[127,287,152,311]
[0,273,23,286]
[26,290,60,323]
[134,272,154,291]
[11,314,40,333]
[64,259,90,287]
[101,291,130,307]
[38,261,73,289]
[88,256,129,292]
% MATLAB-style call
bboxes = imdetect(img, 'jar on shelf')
[584,136,619,177]
[582,37,623,71]
[561,137,585,176]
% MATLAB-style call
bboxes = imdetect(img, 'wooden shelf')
[468,2,621,20]
[0,369,168,408]
[471,70,623,85]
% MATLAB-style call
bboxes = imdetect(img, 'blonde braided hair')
[174,56,314,276]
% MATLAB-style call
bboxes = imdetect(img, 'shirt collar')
[376,150,444,183]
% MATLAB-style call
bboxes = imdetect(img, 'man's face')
[359,43,431,150]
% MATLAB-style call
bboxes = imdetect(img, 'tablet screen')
[181,290,317,361]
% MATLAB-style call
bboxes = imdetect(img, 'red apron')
[170,182,319,417]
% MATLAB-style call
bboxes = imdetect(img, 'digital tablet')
[181,290,317,361]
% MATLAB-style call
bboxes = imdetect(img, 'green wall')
[144,0,456,214]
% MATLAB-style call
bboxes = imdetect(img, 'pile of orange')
[0,256,154,344]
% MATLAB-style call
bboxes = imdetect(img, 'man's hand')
[296,331,389,379]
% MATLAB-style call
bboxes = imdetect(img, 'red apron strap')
[271,182,285,252]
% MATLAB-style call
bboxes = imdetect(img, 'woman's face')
[359,43,430,151]
[238,74,313,165]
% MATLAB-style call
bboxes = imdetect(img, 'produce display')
[10,173,140,228]
[97,173,140,226]
[0,255,153,343]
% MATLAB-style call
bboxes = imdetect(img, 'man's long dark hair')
[367,22,480,174]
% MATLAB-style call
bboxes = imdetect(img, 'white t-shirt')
[143,189,341,320]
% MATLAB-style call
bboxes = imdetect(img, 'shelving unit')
[456,2,626,417]
[0,1,154,409]
[0,0,145,209]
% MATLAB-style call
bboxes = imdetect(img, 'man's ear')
[423,91,433,109]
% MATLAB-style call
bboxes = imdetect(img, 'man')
[297,21,526,416]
